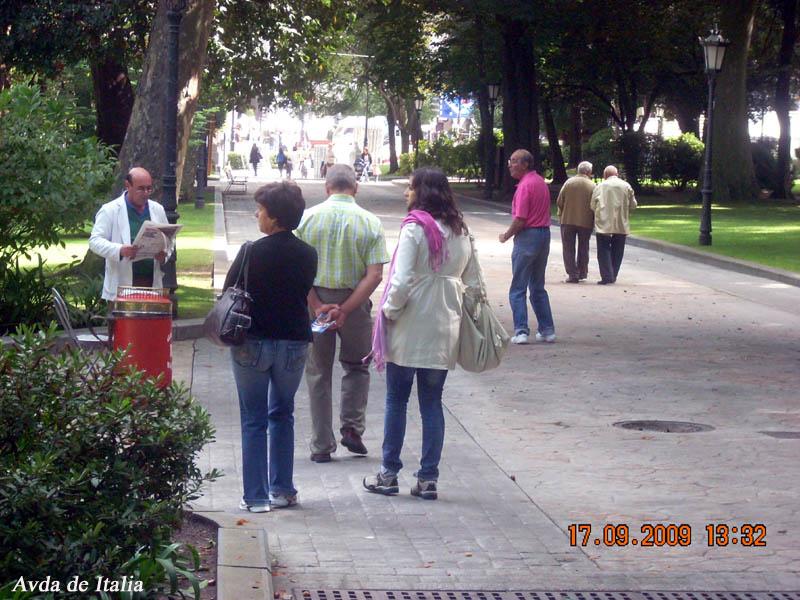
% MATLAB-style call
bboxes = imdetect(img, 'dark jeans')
[595,233,627,283]
[509,227,555,336]
[231,338,309,504]
[560,224,592,279]
[381,363,448,482]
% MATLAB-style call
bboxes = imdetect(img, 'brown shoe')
[310,452,331,463]
[565,277,579,284]
[340,428,368,455]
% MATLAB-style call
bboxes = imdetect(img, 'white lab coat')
[89,193,169,300]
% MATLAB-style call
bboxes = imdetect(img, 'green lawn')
[629,202,800,273]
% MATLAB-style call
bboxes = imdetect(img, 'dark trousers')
[560,224,592,279]
[595,233,627,283]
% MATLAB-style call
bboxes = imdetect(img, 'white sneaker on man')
[535,332,556,343]
[511,333,529,345]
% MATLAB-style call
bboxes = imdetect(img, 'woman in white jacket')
[363,168,480,500]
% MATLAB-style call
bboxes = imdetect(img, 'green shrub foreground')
[0,326,219,598]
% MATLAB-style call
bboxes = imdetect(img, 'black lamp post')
[195,124,208,210]
[162,0,186,311]
[414,96,424,169]
[485,83,500,200]
[698,28,729,246]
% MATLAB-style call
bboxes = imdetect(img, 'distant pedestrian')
[590,165,637,285]
[276,146,287,178]
[362,168,480,500]
[285,156,294,179]
[249,143,263,177]
[294,164,390,464]
[499,149,556,344]
[556,161,595,283]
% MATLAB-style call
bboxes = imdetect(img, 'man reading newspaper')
[89,167,181,300]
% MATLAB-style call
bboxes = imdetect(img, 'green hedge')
[0,326,219,596]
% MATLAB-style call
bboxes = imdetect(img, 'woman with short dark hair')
[363,168,480,500]
[225,181,317,512]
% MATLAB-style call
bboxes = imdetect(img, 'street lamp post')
[162,0,186,310]
[698,28,729,246]
[485,83,500,200]
[414,97,424,169]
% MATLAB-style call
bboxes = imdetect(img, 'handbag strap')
[467,231,489,302]
[233,242,252,291]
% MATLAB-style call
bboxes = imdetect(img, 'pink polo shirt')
[511,170,551,228]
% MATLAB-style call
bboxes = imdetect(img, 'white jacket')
[382,221,481,370]
[89,193,169,300]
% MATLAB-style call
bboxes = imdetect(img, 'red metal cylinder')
[112,287,173,387]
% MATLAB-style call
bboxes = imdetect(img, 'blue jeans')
[231,338,308,504]
[381,363,448,481]
[509,227,555,336]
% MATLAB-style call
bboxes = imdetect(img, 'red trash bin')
[111,286,173,387]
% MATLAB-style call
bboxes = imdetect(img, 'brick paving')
[183,180,800,591]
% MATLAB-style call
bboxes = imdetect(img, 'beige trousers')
[305,287,373,454]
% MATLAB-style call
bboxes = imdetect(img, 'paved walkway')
[181,180,800,591]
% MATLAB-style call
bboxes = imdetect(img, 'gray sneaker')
[362,471,399,495]
[269,493,298,509]
[239,499,270,513]
[410,479,438,500]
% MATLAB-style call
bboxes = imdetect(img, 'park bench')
[223,165,248,196]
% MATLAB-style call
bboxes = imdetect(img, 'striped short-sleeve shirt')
[295,194,390,289]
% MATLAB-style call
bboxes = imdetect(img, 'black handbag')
[203,242,253,346]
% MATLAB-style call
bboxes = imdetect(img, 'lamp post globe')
[414,96,424,169]
[698,28,729,246]
[485,83,500,199]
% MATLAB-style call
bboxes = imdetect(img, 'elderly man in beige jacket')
[590,165,637,285]
[556,160,595,283]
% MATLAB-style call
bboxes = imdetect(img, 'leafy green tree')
[0,0,155,150]
[0,85,114,261]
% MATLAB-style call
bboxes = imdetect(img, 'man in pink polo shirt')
[498,149,556,344]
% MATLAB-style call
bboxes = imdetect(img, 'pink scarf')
[366,210,448,372]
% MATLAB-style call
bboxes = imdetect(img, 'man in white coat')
[89,167,169,300]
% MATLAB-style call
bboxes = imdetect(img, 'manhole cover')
[613,420,714,433]
[759,431,800,439]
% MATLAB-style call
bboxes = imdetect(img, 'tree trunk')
[386,103,398,173]
[542,97,567,184]
[500,17,539,194]
[712,0,760,203]
[675,106,700,137]
[620,131,643,193]
[568,104,582,168]
[773,0,798,199]
[115,0,215,198]
[90,53,134,153]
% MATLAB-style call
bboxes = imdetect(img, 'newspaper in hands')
[131,221,183,261]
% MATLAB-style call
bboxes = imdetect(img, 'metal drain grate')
[296,592,800,600]
[613,420,714,433]
[759,431,800,439]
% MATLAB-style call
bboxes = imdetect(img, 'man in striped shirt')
[295,164,390,463]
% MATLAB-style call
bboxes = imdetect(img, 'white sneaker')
[511,333,529,345]
[535,332,556,343]
[239,499,270,513]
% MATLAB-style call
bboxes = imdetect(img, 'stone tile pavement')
[173,180,800,592]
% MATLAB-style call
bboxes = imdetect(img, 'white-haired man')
[556,161,595,283]
[590,165,637,284]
